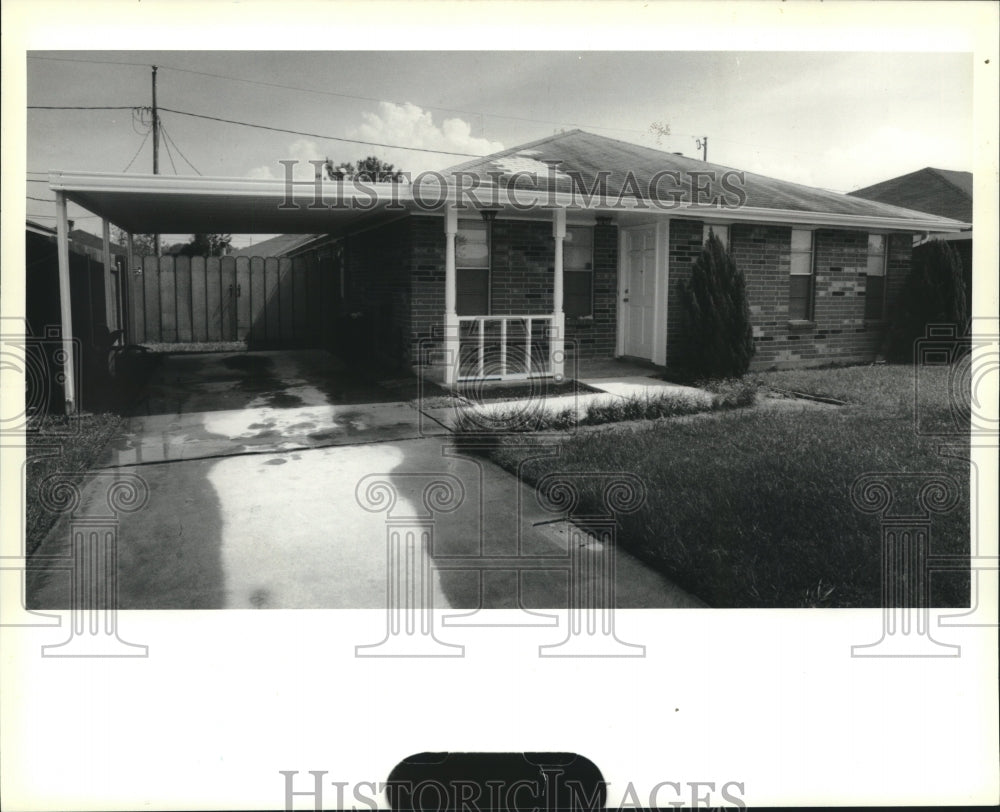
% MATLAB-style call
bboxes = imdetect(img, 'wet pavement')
[27,349,705,610]
[100,350,449,465]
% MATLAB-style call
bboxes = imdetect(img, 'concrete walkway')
[28,350,705,610]
[424,371,713,429]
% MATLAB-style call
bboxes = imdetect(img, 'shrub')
[679,230,755,378]
[887,239,969,362]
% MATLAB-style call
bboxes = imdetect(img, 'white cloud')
[244,104,503,179]
[347,102,504,175]
[246,138,328,180]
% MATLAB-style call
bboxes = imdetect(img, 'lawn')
[479,363,970,608]
[23,349,160,557]
[25,413,125,556]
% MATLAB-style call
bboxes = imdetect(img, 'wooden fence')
[128,254,339,348]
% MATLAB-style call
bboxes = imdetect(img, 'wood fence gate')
[128,254,338,348]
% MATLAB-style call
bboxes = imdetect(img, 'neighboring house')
[230,233,326,258]
[46,130,967,409]
[849,167,973,298]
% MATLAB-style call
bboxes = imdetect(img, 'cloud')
[246,138,327,180]
[245,104,503,179]
[346,102,504,175]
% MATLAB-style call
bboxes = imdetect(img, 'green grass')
[25,412,125,556]
[482,363,970,608]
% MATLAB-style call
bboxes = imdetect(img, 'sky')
[25,50,973,248]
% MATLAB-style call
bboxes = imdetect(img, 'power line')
[27,53,655,138]
[28,105,139,110]
[121,130,150,172]
[27,194,54,202]
[157,106,487,158]
[27,55,151,69]
[160,122,201,175]
[160,127,179,174]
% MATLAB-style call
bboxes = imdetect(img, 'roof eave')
[48,170,968,234]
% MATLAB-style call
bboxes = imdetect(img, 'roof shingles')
[446,130,965,224]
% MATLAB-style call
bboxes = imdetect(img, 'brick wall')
[409,215,446,365]
[725,224,910,369]
[343,212,912,373]
[404,216,620,365]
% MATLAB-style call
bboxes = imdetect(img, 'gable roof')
[69,228,127,255]
[848,167,972,224]
[230,233,322,257]
[445,129,967,225]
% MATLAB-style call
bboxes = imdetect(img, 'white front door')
[623,225,657,359]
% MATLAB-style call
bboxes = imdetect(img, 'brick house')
[313,130,966,378]
[848,167,973,302]
[46,130,967,408]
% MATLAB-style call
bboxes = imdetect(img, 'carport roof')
[48,171,412,235]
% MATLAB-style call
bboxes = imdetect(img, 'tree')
[886,239,969,362]
[110,227,162,257]
[679,229,755,378]
[324,155,405,183]
[175,234,233,257]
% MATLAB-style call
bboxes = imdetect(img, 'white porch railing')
[456,314,561,382]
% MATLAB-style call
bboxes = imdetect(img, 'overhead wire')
[122,130,151,172]
[159,121,201,175]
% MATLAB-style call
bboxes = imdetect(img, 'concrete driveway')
[28,350,704,610]
[99,350,448,466]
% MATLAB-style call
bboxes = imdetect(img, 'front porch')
[438,206,571,386]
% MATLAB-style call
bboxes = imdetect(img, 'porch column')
[552,207,566,380]
[443,206,459,386]
[101,218,117,331]
[55,191,77,415]
[124,232,135,344]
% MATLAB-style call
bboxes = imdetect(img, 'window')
[563,226,594,317]
[864,234,887,321]
[703,223,729,248]
[788,229,815,321]
[456,220,489,316]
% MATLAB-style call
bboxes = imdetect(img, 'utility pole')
[696,136,708,162]
[152,65,161,256]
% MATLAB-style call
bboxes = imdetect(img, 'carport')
[47,170,417,414]
[47,169,584,413]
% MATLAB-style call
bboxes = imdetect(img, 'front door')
[623,226,657,359]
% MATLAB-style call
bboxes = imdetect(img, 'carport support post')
[55,190,77,415]
[101,218,116,330]
[124,232,135,343]
[552,207,566,380]
[443,205,459,386]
